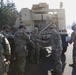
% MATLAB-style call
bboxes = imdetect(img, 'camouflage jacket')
[0,30,14,38]
[14,30,29,47]
[30,32,40,42]
[70,31,76,46]
[0,34,11,62]
[50,31,63,50]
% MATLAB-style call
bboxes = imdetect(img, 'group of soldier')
[0,24,62,75]
[0,24,63,75]
[1,23,76,75]
[0,25,43,75]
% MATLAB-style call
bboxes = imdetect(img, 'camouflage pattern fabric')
[51,31,63,75]
[14,29,29,75]
[15,46,26,75]
[0,30,14,39]
[1,29,15,74]
[70,31,76,63]
[0,34,11,75]
[30,31,40,63]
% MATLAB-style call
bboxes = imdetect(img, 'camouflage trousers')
[0,61,8,75]
[73,46,76,63]
[0,62,5,75]
[15,46,26,75]
[30,42,40,62]
[51,50,62,74]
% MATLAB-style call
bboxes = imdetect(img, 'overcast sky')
[6,0,76,26]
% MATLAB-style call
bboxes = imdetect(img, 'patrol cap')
[19,25,26,29]
[34,27,38,31]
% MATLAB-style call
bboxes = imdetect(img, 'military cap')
[19,25,26,29]
[34,27,38,30]
[34,27,38,32]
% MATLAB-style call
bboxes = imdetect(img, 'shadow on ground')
[8,50,69,75]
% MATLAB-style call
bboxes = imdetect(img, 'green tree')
[0,2,18,29]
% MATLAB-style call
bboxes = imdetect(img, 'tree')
[0,2,19,29]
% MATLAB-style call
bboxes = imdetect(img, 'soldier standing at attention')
[0,33,11,75]
[14,25,29,75]
[69,24,76,67]
[30,27,40,64]
[49,25,63,75]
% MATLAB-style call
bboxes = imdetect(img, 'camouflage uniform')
[69,30,76,67]
[0,26,14,39]
[0,26,15,73]
[49,27,63,75]
[0,34,11,75]
[30,28,40,64]
[14,26,29,75]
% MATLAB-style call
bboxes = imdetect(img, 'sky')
[5,0,76,26]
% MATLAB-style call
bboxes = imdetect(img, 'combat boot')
[69,63,76,67]
[51,69,57,74]
[51,71,57,75]
[51,69,62,75]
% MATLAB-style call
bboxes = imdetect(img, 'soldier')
[0,25,14,38]
[11,26,17,35]
[30,27,40,64]
[49,25,63,75]
[0,25,15,73]
[14,25,30,75]
[0,33,11,75]
[69,24,76,67]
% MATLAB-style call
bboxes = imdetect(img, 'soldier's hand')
[30,40,35,48]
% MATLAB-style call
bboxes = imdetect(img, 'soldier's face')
[20,28,25,32]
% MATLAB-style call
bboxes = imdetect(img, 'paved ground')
[9,43,76,75]
[24,43,76,75]
[62,43,76,75]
